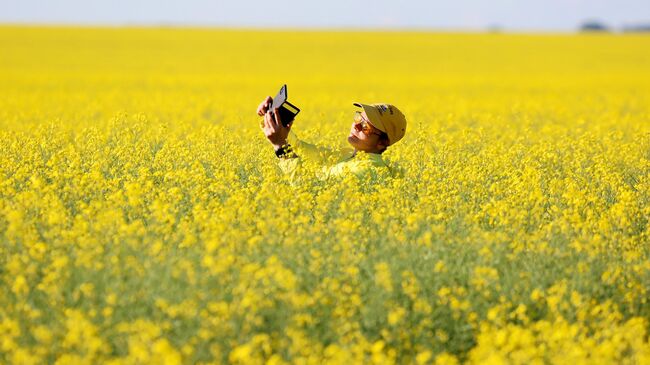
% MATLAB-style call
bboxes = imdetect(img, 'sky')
[1,0,649,31]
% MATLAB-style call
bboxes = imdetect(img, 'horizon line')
[0,22,645,35]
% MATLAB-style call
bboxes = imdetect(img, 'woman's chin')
[347,136,363,150]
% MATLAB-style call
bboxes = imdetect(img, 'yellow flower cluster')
[0,26,649,364]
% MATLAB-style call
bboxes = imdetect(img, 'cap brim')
[352,102,388,134]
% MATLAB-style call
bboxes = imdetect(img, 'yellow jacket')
[278,131,392,181]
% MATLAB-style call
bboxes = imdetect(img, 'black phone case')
[271,84,300,127]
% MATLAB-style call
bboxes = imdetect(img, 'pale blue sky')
[1,0,648,31]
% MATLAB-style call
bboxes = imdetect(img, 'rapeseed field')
[0,26,649,364]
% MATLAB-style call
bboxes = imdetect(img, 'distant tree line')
[580,20,650,32]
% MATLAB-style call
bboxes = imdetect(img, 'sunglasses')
[354,111,382,136]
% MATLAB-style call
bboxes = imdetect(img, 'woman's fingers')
[262,112,269,131]
[265,111,277,132]
[272,108,282,128]
[257,96,273,116]
[257,103,267,116]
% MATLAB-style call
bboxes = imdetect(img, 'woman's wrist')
[273,141,287,151]
[274,142,296,159]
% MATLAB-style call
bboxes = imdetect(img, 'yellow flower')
[388,307,407,325]
[375,262,393,293]
[11,275,29,296]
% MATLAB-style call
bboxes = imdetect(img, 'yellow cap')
[353,102,407,146]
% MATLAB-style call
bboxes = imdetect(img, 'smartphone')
[270,84,300,127]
